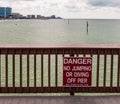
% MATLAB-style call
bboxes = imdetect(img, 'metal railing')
[0,44,120,95]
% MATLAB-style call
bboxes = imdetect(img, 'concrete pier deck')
[0,95,119,104]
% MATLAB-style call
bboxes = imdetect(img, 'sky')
[0,0,120,19]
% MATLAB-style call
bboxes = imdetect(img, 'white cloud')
[0,0,120,18]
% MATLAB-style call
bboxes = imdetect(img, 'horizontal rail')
[0,87,119,93]
[0,48,119,54]
[0,44,120,48]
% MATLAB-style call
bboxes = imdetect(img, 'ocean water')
[0,19,120,44]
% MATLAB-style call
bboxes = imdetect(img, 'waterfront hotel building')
[0,7,12,18]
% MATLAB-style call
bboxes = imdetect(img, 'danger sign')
[63,57,92,87]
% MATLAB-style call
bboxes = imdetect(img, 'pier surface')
[0,95,119,104]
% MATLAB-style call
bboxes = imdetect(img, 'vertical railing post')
[70,49,75,96]
[96,49,100,91]
[48,49,51,91]
[117,49,120,89]
[20,49,22,92]
[103,49,107,88]
[0,49,1,87]
[110,50,114,88]
[12,49,15,92]
[27,49,30,92]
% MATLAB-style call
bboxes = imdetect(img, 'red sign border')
[63,57,92,87]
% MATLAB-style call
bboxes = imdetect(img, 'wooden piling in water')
[87,21,89,34]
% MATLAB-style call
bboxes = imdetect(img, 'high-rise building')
[11,13,23,19]
[0,7,12,18]
[37,15,42,19]
[27,15,36,19]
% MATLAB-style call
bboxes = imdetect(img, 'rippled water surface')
[0,19,120,44]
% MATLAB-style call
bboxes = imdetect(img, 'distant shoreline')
[0,18,63,21]
[0,18,120,21]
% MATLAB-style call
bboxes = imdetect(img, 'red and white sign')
[63,57,92,87]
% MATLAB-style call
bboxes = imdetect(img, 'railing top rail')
[0,44,120,49]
